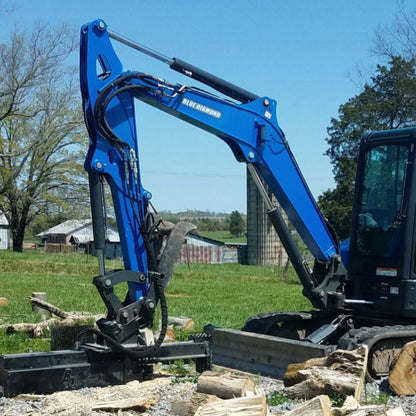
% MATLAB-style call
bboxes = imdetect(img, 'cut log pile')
[171,371,268,416]
[171,369,407,416]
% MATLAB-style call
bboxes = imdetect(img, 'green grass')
[0,250,310,354]
[198,230,247,243]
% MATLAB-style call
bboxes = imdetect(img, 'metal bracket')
[0,338,211,397]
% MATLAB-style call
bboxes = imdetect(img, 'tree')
[319,56,416,239]
[0,23,88,251]
[229,210,245,237]
[373,2,416,60]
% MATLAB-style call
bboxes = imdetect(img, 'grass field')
[0,250,311,354]
[197,231,247,243]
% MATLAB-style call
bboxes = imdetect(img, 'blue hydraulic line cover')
[80,19,338,267]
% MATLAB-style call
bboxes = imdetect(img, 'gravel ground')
[1,372,416,415]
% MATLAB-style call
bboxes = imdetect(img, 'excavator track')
[338,325,416,381]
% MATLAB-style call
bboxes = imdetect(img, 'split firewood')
[189,392,222,415]
[284,346,368,401]
[389,340,416,395]
[197,371,256,399]
[193,388,267,416]
[92,395,157,411]
[285,395,332,416]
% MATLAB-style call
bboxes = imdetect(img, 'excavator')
[1,19,416,395]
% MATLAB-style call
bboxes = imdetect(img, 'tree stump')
[197,371,255,399]
[389,340,416,395]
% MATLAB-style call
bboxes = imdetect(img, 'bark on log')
[193,389,267,416]
[197,371,255,399]
[389,340,416,395]
[188,392,222,415]
[1,307,104,337]
[285,395,332,416]
[29,296,68,319]
[31,292,49,321]
[284,346,368,401]
[168,316,195,330]
[332,405,406,416]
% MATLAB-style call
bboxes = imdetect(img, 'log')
[92,395,156,411]
[285,395,332,416]
[194,389,267,416]
[197,371,255,399]
[0,297,9,306]
[332,405,406,416]
[168,316,195,330]
[1,312,104,337]
[31,292,49,320]
[284,346,368,401]
[189,392,222,415]
[29,296,68,319]
[389,340,416,395]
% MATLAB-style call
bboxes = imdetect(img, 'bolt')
[146,300,155,310]
[105,279,112,287]
[248,152,255,160]
[120,310,129,323]
[97,21,106,31]
[263,98,270,106]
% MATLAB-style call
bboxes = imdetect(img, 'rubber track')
[338,324,416,350]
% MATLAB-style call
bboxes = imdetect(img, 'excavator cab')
[347,127,416,317]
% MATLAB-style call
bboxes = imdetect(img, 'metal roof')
[37,219,92,236]
[37,219,120,243]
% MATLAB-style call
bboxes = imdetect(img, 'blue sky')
[2,1,412,213]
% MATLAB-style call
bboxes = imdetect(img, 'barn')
[178,233,246,264]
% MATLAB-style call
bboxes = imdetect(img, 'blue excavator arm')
[80,20,346,345]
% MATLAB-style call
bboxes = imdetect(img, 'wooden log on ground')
[285,395,332,416]
[29,296,68,319]
[168,316,195,330]
[92,395,157,411]
[389,340,416,395]
[284,346,368,401]
[0,297,9,306]
[31,292,49,321]
[332,404,406,416]
[197,371,255,399]
[194,389,267,416]
[188,392,222,415]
